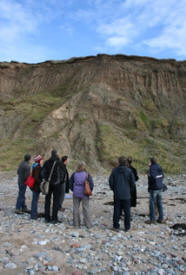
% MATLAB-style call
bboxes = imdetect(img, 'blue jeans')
[31,191,40,219]
[149,189,163,221]
[16,183,27,210]
[113,199,131,231]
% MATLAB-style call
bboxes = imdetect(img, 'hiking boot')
[15,209,24,214]
[51,219,62,224]
[22,208,31,214]
[157,219,166,224]
[145,220,156,224]
[111,227,120,232]
[37,213,45,218]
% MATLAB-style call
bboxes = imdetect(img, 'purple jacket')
[69,171,94,198]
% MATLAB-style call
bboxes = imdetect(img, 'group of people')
[109,156,164,232]
[15,150,94,226]
[15,150,165,231]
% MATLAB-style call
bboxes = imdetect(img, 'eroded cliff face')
[0,54,186,172]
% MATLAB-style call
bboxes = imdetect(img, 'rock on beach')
[0,172,185,274]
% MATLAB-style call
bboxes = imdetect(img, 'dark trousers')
[113,199,131,231]
[45,183,61,221]
[31,191,40,219]
[16,183,27,210]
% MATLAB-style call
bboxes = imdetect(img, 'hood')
[118,165,127,173]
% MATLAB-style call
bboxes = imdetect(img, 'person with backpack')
[30,155,43,219]
[109,156,135,232]
[15,154,31,214]
[42,150,65,224]
[69,162,94,228]
[146,157,164,224]
[58,156,69,211]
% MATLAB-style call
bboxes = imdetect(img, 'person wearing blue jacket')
[109,156,135,232]
[146,157,164,224]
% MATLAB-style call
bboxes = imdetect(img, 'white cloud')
[0,0,185,61]
[95,0,186,57]
[145,22,186,56]
[0,0,52,62]
[0,0,38,41]
[107,36,130,47]
[143,0,186,56]
[98,17,136,48]
[98,18,134,37]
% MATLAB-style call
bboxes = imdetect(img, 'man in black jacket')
[109,156,135,232]
[42,150,65,223]
[15,154,31,214]
[146,157,164,224]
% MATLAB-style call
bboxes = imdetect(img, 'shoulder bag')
[40,161,56,195]
[84,173,92,196]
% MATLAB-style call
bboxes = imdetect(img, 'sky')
[0,0,185,63]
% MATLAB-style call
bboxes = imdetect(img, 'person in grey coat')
[15,154,31,214]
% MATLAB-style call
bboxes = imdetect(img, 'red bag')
[25,175,35,188]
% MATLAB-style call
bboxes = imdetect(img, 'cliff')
[0,54,186,173]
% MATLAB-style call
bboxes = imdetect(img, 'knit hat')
[34,155,43,163]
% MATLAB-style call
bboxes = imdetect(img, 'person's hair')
[118,156,126,166]
[127,156,133,164]
[62,155,68,163]
[150,157,156,164]
[51,150,58,160]
[76,161,86,172]
[24,154,31,162]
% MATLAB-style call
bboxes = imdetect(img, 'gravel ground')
[0,171,185,275]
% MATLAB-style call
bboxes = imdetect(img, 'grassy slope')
[0,88,185,173]
[0,92,63,170]
[96,114,186,174]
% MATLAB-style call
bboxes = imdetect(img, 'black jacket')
[128,165,139,207]
[32,165,42,193]
[129,165,139,181]
[41,157,59,185]
[109,165,135,200]
[148,163,164,190]
[56,162,67,185]
[60,163,69,193]
[17,161,30,185]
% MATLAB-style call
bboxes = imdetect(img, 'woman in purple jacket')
[69,162,94,228]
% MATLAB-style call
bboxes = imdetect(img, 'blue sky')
[0,0,185,63]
